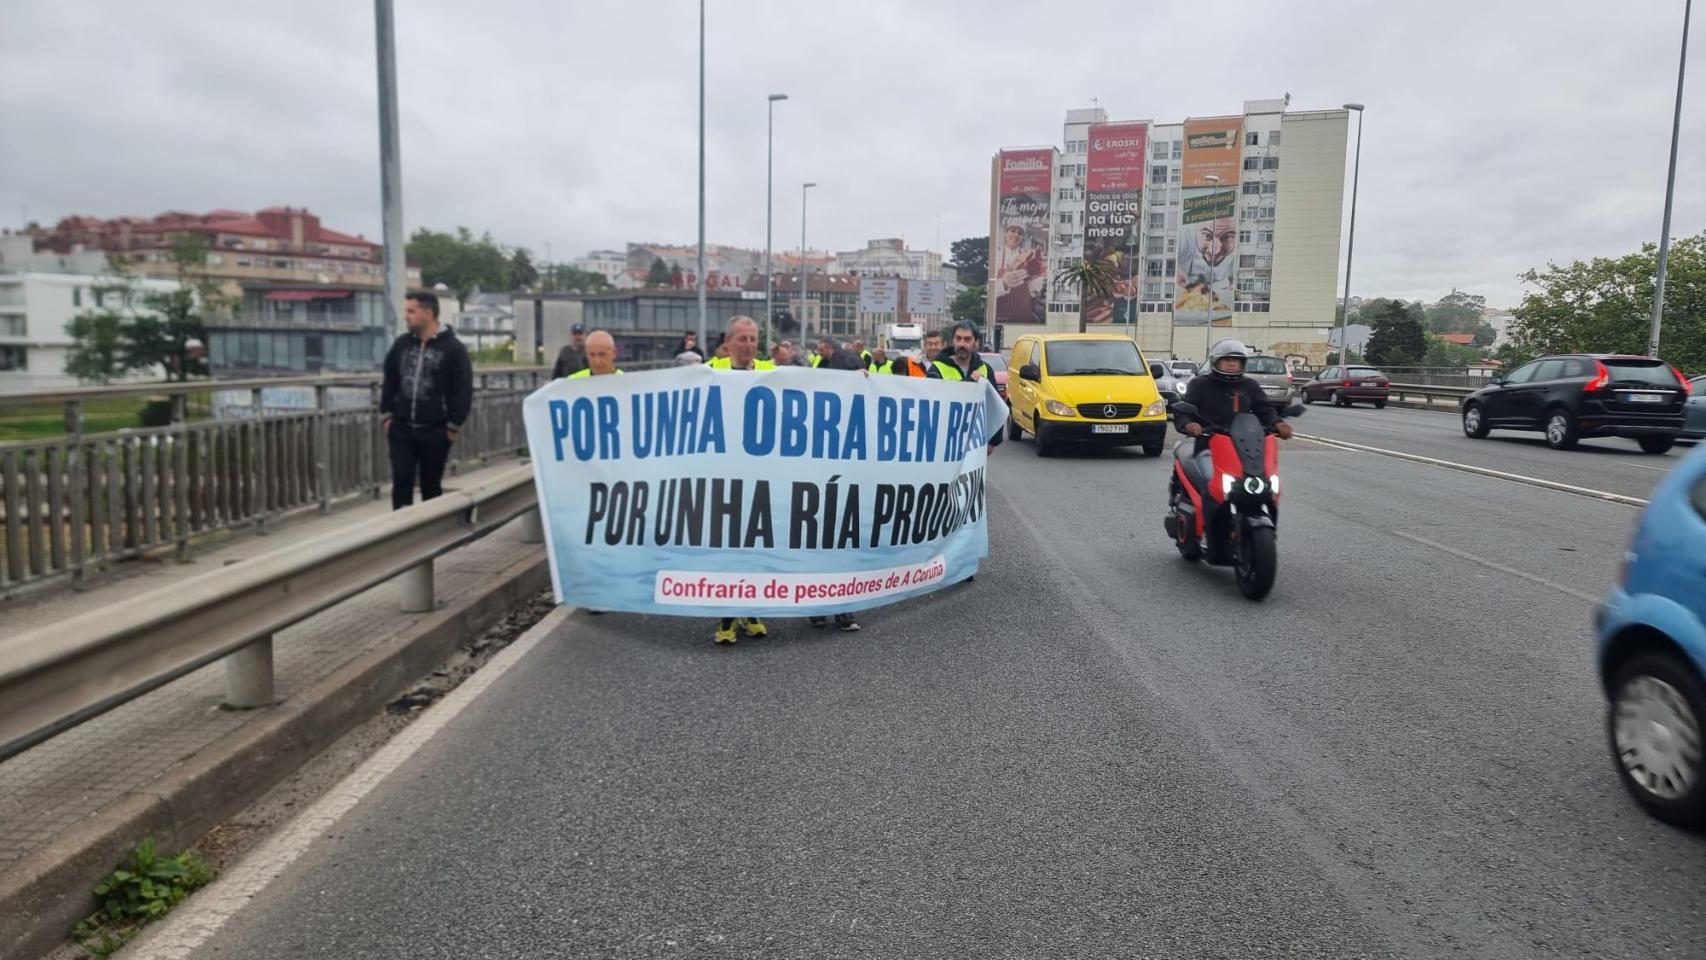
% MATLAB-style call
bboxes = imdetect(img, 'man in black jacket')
[551,324,589,378]
[1173,339,1293,504]
[381,292,473,509]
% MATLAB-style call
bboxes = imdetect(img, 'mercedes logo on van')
[1103,404,1117,418]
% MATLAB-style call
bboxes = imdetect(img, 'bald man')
[566,330,621,378]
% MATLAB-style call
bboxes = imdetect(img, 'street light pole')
[695,0,707,354]
[765,94,789,350]
[1649,0,1692,358]
[1335,103,1366,368]
[800,182,816,340]
[374,0,405,337]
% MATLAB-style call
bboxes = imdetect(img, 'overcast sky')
[1,0,1700,307]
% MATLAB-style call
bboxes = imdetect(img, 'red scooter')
[1162,400,1302,600]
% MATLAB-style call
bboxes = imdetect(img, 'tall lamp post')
[374,0,405,337]
[1334,103,1366,367]
[1649,0,1692,358]
[765,94,789,349]
[800,182,817,340]
[695,0,707,354]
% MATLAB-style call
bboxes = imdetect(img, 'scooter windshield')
[1229,412,1268,476]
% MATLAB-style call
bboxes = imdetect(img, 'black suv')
[1460,354,1690,453]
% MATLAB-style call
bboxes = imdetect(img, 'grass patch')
[71,837,216,957]
[0,396,212,443]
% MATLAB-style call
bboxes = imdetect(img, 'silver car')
[1196,355,1295,404]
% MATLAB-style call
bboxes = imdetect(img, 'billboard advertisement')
[1175,117,1243,326]
[1081,121,1148,326]
[1174,187,1238,326]
[858,276,900,313]
[906,279,946,315]
[988,148,1054,325]
[1181,116,1243,188]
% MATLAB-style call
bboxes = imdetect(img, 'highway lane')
[166,434,1705,960]
[1298,402,1683,501]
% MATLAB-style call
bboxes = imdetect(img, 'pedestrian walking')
[381,292,472,510]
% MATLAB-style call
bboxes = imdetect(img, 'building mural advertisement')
[1081,121,1148,326]
[1175,117,1243,326]
[988,148,1055,325]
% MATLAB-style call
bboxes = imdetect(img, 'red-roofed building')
[1436,332,1477,346]
[31,208,424,375]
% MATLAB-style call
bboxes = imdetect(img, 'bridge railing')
[0,464,539,761]
[0,362,664,596]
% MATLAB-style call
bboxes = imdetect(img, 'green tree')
[405,227,510,306]
[1424,289,1487,333]
[130,235,226,382]
[547,266,612,294]
[948,236,989,283]
[1508,233,1706,373]
[509,247,539,290]
[1364,298,1427,367]
[1055,256,1118,333]
[1421,334,1485,369]
[646,257,673,289]
[65,310,132,384]
[950,285,986,324]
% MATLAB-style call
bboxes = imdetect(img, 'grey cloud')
[2,0,1700,308]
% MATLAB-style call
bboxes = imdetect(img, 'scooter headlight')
[1242,476,1267,496]
[1221,474,1235,497]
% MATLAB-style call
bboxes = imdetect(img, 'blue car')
[1596,441,1706,827]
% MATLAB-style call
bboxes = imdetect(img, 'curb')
[0,549,550,960]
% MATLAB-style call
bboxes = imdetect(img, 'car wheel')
[1331,390,1347,407]
[1007,413,1023,442]
[1462,403,1490,438]
[1302,392,1314,405]
[1638,434,1676,455]
[1034,418,1054,457]
[1608,651,1706,830]
[1142,438,1164,457]
[1544,409,1579,450]
[1373,400,1387,409]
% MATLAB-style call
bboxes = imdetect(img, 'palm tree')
[1055,253,1120,333]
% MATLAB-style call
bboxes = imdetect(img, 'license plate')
[1092,424,1129,434]
[1629,393,1666,404]
[1361,381,1382,387]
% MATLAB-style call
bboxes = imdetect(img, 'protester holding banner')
[566,330,621,379]
[705,316,776,643]
[521,327,1009,638]
[929,323,1003,453]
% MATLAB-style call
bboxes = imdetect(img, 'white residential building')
[831,238,945,282]
[1028,99,1349,363]
[569,249,629,286]
[0,234,182,392]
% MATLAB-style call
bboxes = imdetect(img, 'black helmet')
[1207,338,1250,383]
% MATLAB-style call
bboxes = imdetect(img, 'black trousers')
[388,424,452,510]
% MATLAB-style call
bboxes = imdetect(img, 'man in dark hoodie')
[381,292,473,510]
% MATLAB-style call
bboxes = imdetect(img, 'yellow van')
[1006,333,1170,457]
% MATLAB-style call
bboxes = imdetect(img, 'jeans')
[388,423,453,510]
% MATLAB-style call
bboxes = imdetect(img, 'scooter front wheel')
[1235,524,1277,600]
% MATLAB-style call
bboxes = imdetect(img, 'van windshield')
[1044,340,1142,376]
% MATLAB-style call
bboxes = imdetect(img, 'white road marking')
[124,605,576,960]
[1391,531,1602,604]
[1297,433,1649,508]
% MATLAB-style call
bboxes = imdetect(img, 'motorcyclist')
[1173,339,1293,489]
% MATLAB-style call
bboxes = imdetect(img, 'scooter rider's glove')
[1182,422,1204,438]
[1274,421,1294,440]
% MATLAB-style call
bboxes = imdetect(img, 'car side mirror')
[1019,363,1041,382]
[1285,402,1306,418]
[1149,362,1167,378]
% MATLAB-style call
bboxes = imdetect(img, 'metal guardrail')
[1386,382,1474,406]
[0,361,663,596]
[0,465,541,762]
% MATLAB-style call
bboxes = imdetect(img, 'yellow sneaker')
[713,619,738,645]
[741,617,769,639]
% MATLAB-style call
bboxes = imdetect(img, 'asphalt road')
[1297,401,1684,501]
[172,430,1706,959]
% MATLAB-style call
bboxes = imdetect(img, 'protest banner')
[522,365,1008,617]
